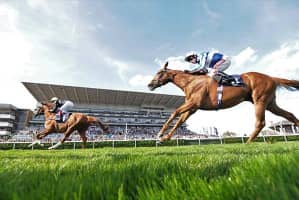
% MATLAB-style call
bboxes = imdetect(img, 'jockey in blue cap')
[184,51,234,84]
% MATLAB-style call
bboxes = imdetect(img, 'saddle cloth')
[216,73,245,107]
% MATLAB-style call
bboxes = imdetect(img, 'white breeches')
[60,101,74,113]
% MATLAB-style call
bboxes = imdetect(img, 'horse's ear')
[163,62,169,70]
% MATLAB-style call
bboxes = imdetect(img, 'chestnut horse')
[148,62,299,143]
[29,102,109,149]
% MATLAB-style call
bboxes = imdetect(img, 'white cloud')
[155,56,192,71]
[232,47,257,68]
[191,28,203,38]
[27,0,50,13]
[129,74,153,87]
[103,57,129,81]
[257,41,299,79]
[202,1,220,20]
[0,5,35,109]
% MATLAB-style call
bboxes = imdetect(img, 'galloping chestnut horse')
[29,102,109,149]
[148,62,299,143]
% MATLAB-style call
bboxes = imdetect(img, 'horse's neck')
[172,72,205,92]
[43,107,55,119]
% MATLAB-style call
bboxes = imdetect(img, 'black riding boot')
[213,72,236,85]
[212,74,222,84]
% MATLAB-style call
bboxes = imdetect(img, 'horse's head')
[33,102,52,117]
[148,62,174,91]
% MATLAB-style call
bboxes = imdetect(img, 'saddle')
[213,71,245,87]
[213,72,245,108]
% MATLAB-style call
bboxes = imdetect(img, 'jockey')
[49,97,74,122]
[184,51,233,83]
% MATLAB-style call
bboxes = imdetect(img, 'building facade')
[0,104,32,137]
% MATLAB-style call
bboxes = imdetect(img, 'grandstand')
[22,82,196,141]
[268,120,299,134]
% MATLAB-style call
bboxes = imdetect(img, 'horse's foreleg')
[28,129,50,147]
[158,102,195,139]
[160,110,194,142]
[36,129,51,140]
[247,103,266,143]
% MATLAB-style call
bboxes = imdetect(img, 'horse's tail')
[94,117,109,133]
[88,116,109,133]
[97,119,109,133]
[273,77,299,90]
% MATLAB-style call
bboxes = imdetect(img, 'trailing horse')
[29,102,109,149]
[148,62,299,143]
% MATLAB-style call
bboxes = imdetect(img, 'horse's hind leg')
[48,126,76,149]
[78,130,87,149]
[247,103,266,143]
[267,101,299,126]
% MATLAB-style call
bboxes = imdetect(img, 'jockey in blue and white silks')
[183,51,234,84]
[184,51,231,76]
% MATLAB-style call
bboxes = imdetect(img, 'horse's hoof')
[48,141,62,150]
[28,140,41,147]
[156,140,163,145]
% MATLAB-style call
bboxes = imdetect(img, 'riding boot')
[215,71,236,85]
[212,74,222,84]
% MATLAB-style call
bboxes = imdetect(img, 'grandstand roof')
[22,82,185,110]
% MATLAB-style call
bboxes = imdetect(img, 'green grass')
[1,142,299,200]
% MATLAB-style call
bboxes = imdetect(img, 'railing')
[1,134,299,150]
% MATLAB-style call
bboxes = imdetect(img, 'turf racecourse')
[1,142,299,200]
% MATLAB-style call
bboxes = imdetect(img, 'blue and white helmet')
[184,51,198,62]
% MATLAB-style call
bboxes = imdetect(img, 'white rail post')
[73,142,76,150]
[283,131,288,143]
[134,139,137,148]
[280,121,287,142]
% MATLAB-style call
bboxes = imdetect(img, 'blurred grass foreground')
[1,142,299,200]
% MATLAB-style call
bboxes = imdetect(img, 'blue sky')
[1,0,299,134]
